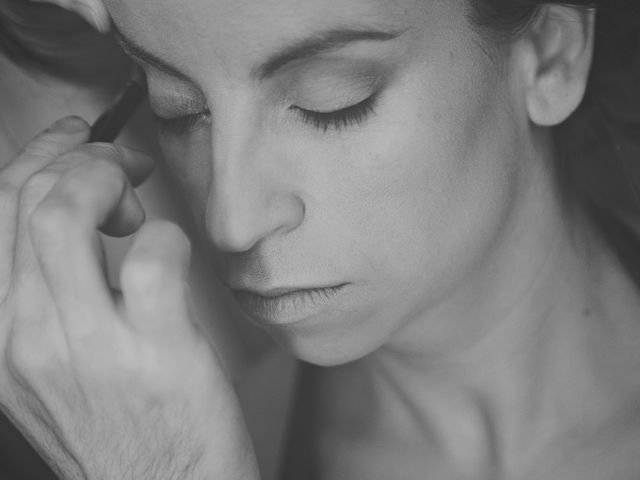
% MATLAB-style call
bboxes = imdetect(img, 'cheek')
[321,60,521,303]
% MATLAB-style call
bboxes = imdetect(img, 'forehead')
[105,0,459,79]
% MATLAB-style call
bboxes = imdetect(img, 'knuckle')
[20,136,66,162]
[70,158,127,197]
[74,142,123,162]
[19,171,60,217]
[91,157,128,188]
[56,145,122,176]
[29,200,74,245]
[21,141,55,161]
[63,151,129,195]
[21,170,59,199]
[6,331,51,380]
[6,338,33,376]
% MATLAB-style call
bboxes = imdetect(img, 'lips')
[230,284,347,325]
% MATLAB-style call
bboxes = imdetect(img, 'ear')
[520,5,595,126]
[30,0,111,33]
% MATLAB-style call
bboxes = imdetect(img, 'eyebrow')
[254,26,404,79]
[114,25,187,80]
[113,24,404,82]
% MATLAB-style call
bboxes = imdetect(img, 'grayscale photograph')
[0,0,639,479]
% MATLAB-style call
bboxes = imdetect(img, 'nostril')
[205,193,305,254]
[205,206,257,253]
[271,194,306,235]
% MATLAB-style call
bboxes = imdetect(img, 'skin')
[99,0,640,476]
[103,0,528,365]
[0,0,639,478]
[0,52,294,479]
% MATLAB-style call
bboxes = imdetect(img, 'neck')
[362,144,640,477]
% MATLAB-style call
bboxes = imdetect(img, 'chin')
[259,315,387,367]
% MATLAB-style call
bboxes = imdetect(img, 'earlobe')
[29,0,111,33]
[523,5,595,127]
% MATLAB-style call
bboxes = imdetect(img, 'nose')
[205,114,305,253]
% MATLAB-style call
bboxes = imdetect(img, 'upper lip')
[227,284,347,298]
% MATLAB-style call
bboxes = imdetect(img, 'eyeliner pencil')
[89,66,147,143]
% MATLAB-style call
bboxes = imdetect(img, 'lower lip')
[231,285,346,325]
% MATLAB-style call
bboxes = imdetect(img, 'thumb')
[29,0,111,33]
[120,220,196,343]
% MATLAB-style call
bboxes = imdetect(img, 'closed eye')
[291,93,378,133]
[153,110,211,136]
[153,92,379,136]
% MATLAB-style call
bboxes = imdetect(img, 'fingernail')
[51,116,88,133]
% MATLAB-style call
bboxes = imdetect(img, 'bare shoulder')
[548,226,640,479]
[524,415,640,480]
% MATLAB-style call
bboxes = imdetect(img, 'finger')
[3,117,90,187]
[10,118,90,297]
[82,143,155,189]
[13,142,135,282]
[15,140,152,331]
[7,121,103,341]
[27,152,152,333]
[40,143,155,190]
[29,0,111,33]
[120,220,194,343]
[29,143,154,237]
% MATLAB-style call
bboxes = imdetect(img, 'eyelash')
[154,111,211,136]
[154,93,378,136]
[291,93,378,133]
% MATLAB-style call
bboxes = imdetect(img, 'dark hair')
[1,1,640,225]
[470,0,640,282]
[471,1,640,218]
[0,0,130,89]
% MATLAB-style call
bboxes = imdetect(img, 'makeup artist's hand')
[0,117,259,480]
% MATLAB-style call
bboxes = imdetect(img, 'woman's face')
[105,0,529,365]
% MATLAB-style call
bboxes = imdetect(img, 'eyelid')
[290,71,383,108]
[291,64,385,111]
[153,110,211,136]
[146,74,208,117]
[292,91,379,133]
[295,91,374,113]
[149,96,207,118]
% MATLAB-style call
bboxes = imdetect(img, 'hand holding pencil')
[0,72,258,480]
